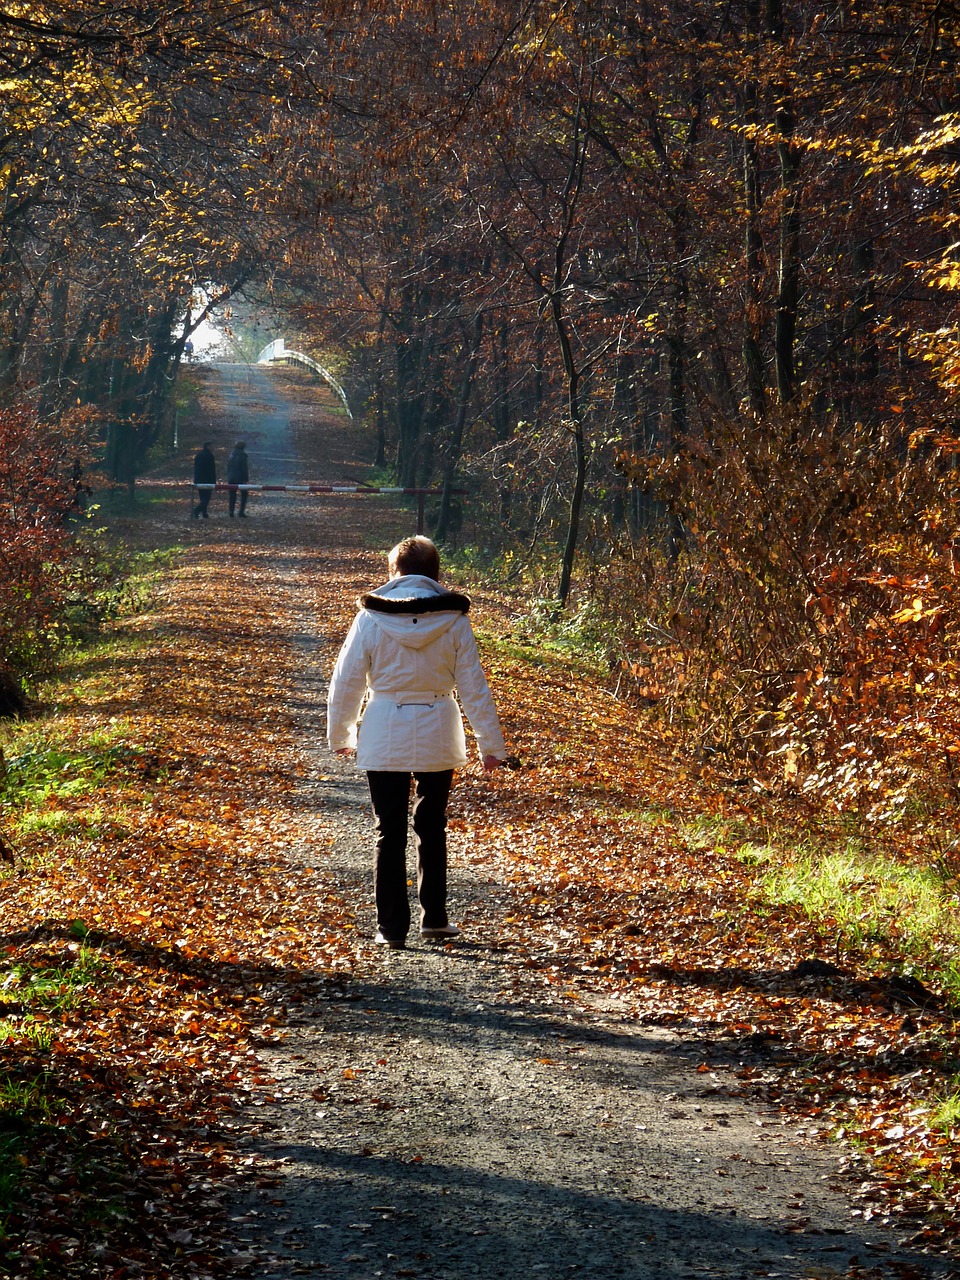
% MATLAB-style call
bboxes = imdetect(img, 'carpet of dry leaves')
[0,365,957,1278]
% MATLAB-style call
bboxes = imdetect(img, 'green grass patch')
[36,524,181,657]
[1,715,149,877]
[482,627,604,681]
[15,809,92,840]
[14,805,131,844]
[0,1020,54,1052]
[0,935,120,1264]
[2,725,146,805]
[49,632,153,704]
[762,843,960,999]
[0,539,166,891]
[930,1082,960,1134]
[1,943,111,1015]
[482,632,555,668]
[515,595,614,668]
[681,812,761,854]
[96,485,183,515]
[72,539,181,624]
[0,1075,55,1122]
[679,816,960,1000]
[620,805,676,829]
[730,840,776,868]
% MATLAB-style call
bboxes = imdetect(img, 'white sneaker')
[421,923,461,940]
[374,931,406,950]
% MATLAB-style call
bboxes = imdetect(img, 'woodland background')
[4,1,960,813]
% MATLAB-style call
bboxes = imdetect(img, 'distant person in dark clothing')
[226,441,250,517]
[192,442,216,518]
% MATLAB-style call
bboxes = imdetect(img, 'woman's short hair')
[388,536,441,580]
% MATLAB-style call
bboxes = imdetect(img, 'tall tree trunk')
[435,307,484,544]
[395,309,433,489]
[551,94,592,611]
[0,277,42,395]
[742,0,767,413]
[632,351,662,534]
[38,274,70,414]
[668,199,689,441]
[493,316,513,526]
[138,297,182,434]
[769,0,802,404]
[374,284,391,469]
[775,105,801,403]
[554,301,586,612]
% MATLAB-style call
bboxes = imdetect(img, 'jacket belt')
[368,689,453,706]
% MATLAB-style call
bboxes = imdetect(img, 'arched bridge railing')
[256,338,353,418]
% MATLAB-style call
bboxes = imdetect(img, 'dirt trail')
[170,365,952,1280]
[207,363,303,485]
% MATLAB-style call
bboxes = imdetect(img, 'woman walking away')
[327,536,507,949]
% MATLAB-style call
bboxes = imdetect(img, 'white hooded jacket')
[326,574,507,771]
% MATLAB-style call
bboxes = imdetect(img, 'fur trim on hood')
[359,589,470,615]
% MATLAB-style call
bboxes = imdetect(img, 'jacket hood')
[360,575,470,650]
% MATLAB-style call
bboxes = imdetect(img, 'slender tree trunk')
[435,307,483,544]
[138,297,182,432]
[554,302,586,611]
[769,0,802,404]
[668,199,689,441]
[742,0,767,412]
[38,274,70,413]
[0,283,41,395]
[611,351,638,527]
[775,105,801,403]
[374,284,391,469]
[493,317,513,525]
[59,302,96,394]
[395,308,433,489]
[551,93,592,612]
[632,351,662,534]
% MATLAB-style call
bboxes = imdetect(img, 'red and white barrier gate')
[137,482,465,534]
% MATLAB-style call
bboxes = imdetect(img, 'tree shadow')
[642,960,948,1016]
[227,1124,957,1279]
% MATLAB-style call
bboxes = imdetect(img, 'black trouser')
[193,486,212,517]
[228,486,247,516]
[366,769,453,940]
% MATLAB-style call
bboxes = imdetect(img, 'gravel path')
[225,587,953,1280]
[210,362,303,484]
[188,362,954,1280]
